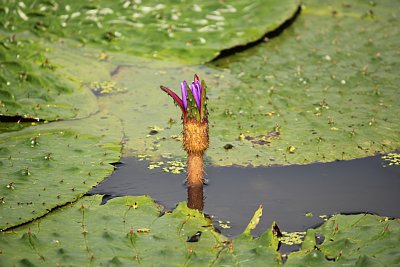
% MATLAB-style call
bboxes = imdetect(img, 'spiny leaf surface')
[0,195,281,266]
[0,34,97,121]
[0,117,121,230]
[286,214,400,266]
[0,0,299,64]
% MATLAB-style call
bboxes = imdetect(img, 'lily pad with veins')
[0,0,299,64]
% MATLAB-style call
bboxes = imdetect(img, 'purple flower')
[160,74,206,121]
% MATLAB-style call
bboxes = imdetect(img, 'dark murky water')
[90,155,400,240]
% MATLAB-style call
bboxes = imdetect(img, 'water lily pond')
[1,0,400,266]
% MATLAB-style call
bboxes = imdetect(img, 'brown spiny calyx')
[183,119,209,155]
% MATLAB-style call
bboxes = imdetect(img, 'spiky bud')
[183,119,209,155]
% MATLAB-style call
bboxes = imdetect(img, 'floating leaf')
[86,0,400,167]
[286,214,400,266]
[0,34,97,121]
[0,0,299,64]
[209,0,400,166]
[0,115,121,230]
[2,0,399,168]
[242,204,263,235]
[0,196,281,266]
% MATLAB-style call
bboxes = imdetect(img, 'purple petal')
[181,81,188,110]
[193,75,202,105]
[189,83,197,102]
[160,85,185,114]
[195,81,202,108]
[191,82,201,110]
[196,81,202,101]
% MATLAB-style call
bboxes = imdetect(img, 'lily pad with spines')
[208,0,400,166]
[87,0,400,167]
[0,34,97,121]
[0,195,281,266]
[1,196,398,266]
[0,0,299,64]
[285,214,400,266]
[0,116,121,230]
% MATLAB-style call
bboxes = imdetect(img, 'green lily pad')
[44,43,236,164]
[3,195,397,266]
[3,0,398,172]
[75,0,399,167]
[0,115,121,230]
[0,121,34,133]
[0,195,281,266]
[0,34,97,121]
[286,214,400,266]
[46,13,399,168]
[0,0,299,64]
[208,0,400,165]
[212,205,281,266]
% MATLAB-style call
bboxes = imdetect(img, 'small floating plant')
[160,74,209,190]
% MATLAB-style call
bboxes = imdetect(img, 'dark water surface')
[90,155,400,238]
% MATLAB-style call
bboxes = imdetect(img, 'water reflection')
[187,185,204,211]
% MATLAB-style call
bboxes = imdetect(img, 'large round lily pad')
[1,195,399,266]
[207,0,400,166]
[286,214,400,266]
[0,116,121,230]
[2,0,399,168]
[70,0,400,167]
[0,0,299,64]
[0,34,97,121]
[0,195,281,266]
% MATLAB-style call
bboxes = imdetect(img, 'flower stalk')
[160,74,209,188]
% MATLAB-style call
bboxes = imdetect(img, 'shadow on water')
[89,154,400,239]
